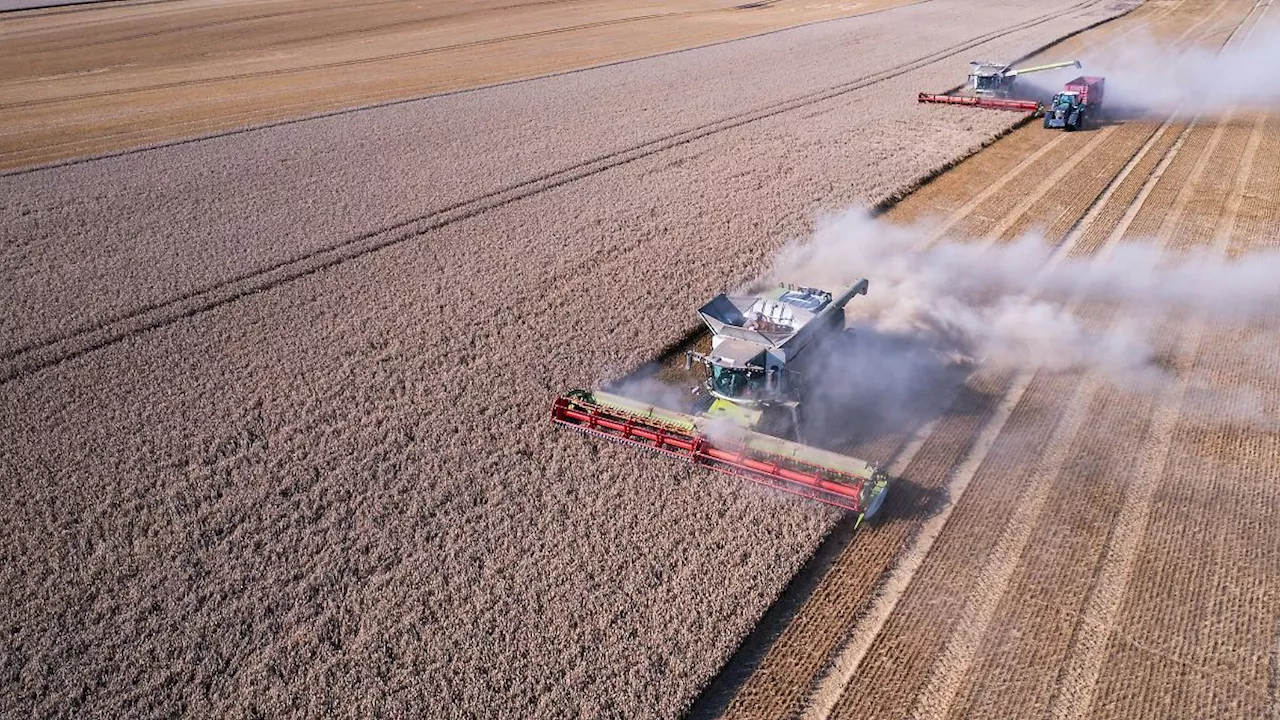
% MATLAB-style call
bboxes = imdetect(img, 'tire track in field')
[1270,617,1280,720]
[983,127,1116,238]
[797,109,1189,720]
[2,0,172,20]
[905,108,1243,720]
[1047,111,1268,720]
[801,373,1034,720]
[0,0,1114,383]
[921,134,1070,242]
[1041,164,1237,719]
[907,378,1101,719]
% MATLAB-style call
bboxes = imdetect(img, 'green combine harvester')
[552,280,890,524]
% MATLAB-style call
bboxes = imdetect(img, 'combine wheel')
[856,473,891,528]
[565,389,596,404]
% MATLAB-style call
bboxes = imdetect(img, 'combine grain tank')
[684,281,867,429]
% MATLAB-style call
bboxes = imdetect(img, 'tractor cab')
[1044,90,1086,130]
[1051,91,1082,110]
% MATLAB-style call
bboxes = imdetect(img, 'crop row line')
[1048,116,1270,720]
[1045,0,1273,711]
[905,107,1245,720]
[696,2,1202,714]
[785,0,1261,716]
[0,0,1112,384]
[795,118,1173,720]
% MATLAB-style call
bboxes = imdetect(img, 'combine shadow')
[611,323,974,469]
[796,325,970,457]
[604,331,711,414]
[879,469,950,522]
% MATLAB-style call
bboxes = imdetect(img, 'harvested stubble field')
[699,2,1280,719]
[0,0,1148,717]
[7,0,1280,718]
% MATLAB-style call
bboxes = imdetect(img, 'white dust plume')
[1076,19,1280,116]
[766,211,1280,425]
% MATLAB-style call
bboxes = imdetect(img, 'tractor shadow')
[1040,106,1142,130]
[1089,104,1168,126]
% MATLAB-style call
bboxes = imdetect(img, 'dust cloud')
[1076,20,1280,116]
[767,211,1280,427]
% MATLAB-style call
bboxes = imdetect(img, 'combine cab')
[551,281,891,524]
[685,282,864,433]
